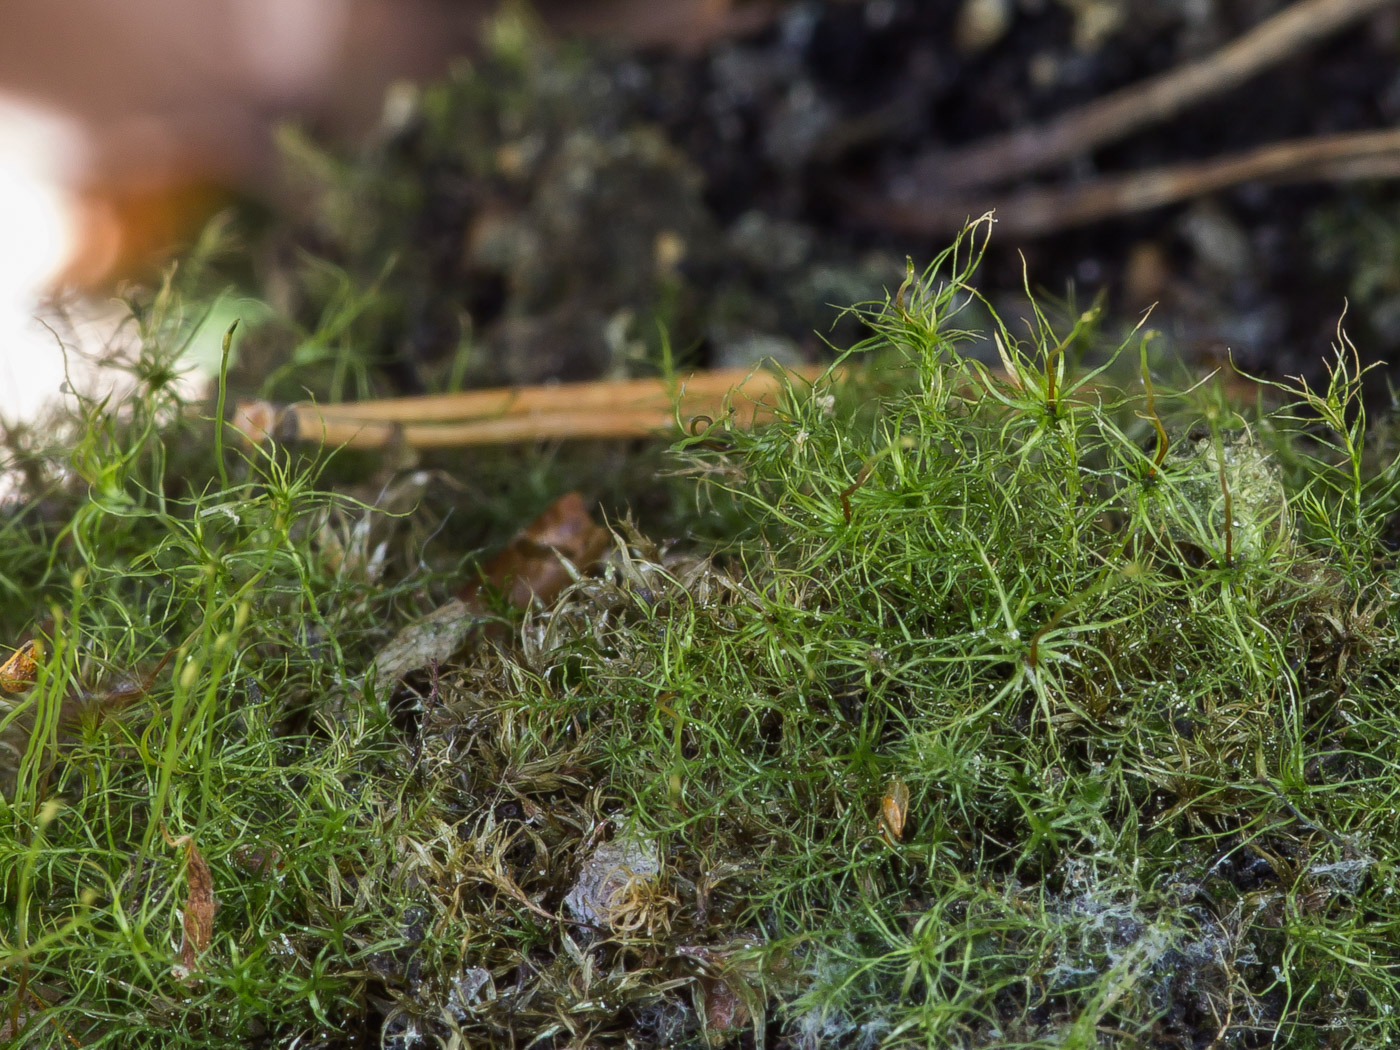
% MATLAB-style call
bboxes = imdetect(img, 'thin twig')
[857,127,1400,238]
[235,366,831,450]
[909,0,1397,192]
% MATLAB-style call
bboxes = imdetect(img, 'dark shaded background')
[5,0,1400,396]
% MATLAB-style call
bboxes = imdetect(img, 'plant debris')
[163,828,218,978]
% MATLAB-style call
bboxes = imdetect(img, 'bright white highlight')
[0,159,72,292]
[0,96,85,423]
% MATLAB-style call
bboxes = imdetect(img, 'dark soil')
[238,0,1400,402]
[627,0,1400,382]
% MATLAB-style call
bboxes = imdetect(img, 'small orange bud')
[881,778,910,843]
[0,639,42,693]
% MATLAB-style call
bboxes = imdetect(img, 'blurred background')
[3,0,1400,420]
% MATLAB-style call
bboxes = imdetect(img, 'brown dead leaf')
[676,933,765,1044]
[164,828,217,975]
[460,491,610,610]
[700,974,751,1044]
[370,493,609,685]
[58,647,174,730]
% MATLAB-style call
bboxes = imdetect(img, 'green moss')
[4,217,1400,1047]
[396,219,1400,1046]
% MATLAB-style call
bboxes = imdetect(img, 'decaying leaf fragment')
[59,648,175,730]
[371,597,479,685]
[164,828,217,976]
[676,936,765,1045]
[0,638,42,693]
[700,973,752,1044]
[371,492,610,684]
[564,830,673,935]
[459,490,611,610]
